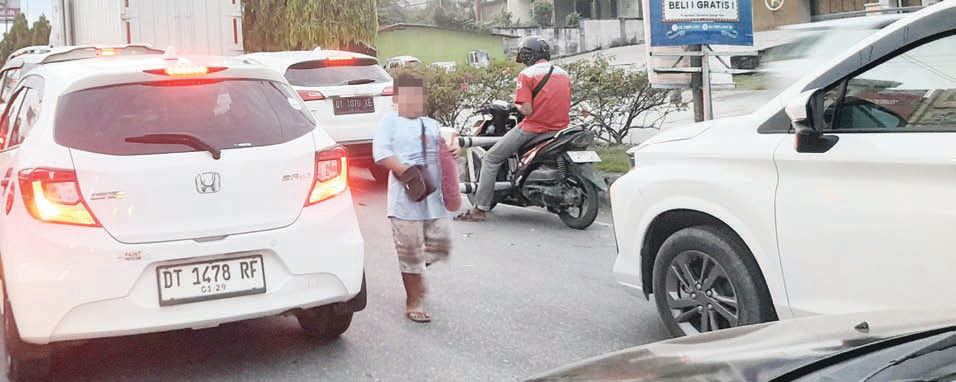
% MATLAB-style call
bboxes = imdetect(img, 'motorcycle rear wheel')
[559,176,599,230]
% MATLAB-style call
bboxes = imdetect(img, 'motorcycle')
[458,100,607,229]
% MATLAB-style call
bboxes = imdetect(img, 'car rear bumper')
[342,140,375,167]
[0,191,364,345]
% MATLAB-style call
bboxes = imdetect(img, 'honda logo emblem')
[195,172,221,194]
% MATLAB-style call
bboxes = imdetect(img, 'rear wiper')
[346,78,376,85]
[860,332,956,382]
[125,133,221,160]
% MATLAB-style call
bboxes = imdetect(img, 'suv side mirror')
[785,88,839,153]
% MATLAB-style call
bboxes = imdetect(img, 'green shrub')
[531,0,554,27]
[565,12,581,27]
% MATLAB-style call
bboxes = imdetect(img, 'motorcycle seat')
[520,131,557,152]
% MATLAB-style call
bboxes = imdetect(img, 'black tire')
[2,281,51,382]
[558,176,599,230]
[369,165,390,184]
[464,150,496,211]
[296,305,353,339]
[652,226,774,337]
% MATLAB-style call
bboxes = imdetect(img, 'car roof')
[29,54,287,96]
[779,13,907,31]
[6,45,53,61]
[242,49,380,71]
[2,52,47,70]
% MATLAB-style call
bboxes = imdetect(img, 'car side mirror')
[785,88,838,153]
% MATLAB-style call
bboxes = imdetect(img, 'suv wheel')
[2,281,51,382]
[652,226,775,337]
[296,305,353,339]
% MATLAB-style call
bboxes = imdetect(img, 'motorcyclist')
[455,36,571,222]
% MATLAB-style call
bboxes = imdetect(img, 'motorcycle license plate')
[567,151,602,163]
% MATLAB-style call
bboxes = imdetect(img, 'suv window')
[54,79,315,156]
[8,88,40,147]
[0,89,26,149]
[0,68,21,102]
[284,58,391,87]
[825,33,956,131]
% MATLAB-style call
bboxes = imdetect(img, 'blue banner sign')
[647,0,754,46]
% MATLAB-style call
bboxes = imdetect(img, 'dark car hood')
[525,309,956,382]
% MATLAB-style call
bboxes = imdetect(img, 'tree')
[243,0,378,52]
[0,14,52,65]
[566,57,686,144]
[30,16,52,48]
[531,0,554,27]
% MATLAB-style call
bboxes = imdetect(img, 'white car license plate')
[567,150,602,163]
[157,255,266,306]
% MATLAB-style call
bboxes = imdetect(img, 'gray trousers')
[474,127,538,211]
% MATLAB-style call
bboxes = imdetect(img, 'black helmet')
[515,36,551,66]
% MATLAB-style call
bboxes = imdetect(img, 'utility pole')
[689,45,704,122]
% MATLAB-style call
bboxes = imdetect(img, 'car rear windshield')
[284,58,391,87]
[54,79,315,156]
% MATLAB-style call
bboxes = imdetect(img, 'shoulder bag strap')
[531,65,555,100]
[420,119,428,169]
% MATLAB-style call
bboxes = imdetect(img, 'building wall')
[496,18,643,56]
[508,0,534,23]
[753,0,812,31]
[480,1,509,21]
[376,27,508,66]
[617,0,642,17]
[498,27,581,56]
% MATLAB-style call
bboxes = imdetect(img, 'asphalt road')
[9,170,669,382]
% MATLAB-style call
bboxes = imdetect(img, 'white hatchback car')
[611,3,956,338]
[0,49,365,380]
[242,49,395,182]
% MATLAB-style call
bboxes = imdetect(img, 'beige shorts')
[389,217,452,274]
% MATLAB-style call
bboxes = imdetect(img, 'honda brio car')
[0,48,366,380]
[610,2,956,337]
[242,49,395,182]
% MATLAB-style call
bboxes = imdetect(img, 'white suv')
[0,49,366,380]
[611,3,956,337]
[242,49,395,182]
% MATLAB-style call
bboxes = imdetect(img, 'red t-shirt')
[514,61,571,134]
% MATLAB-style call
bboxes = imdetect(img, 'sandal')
[454,209,486,222]
[406,311,431,323]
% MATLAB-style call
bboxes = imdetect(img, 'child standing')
[373,75,457,323]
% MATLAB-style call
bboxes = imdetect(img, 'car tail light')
[382,86,394,96]
[306,146,348,206]
[297,90,326,101]
[143,65,227,77]
[18,168,100,226]
[99,48,116,56]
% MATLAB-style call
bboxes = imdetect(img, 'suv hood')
[637,115,753,150]
[524,308,956,382]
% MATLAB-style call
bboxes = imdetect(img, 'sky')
[19,0,52,24]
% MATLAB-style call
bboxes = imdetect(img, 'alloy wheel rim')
[663,250,739,335]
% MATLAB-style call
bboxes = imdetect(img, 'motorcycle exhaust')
[459,182,513,194]
[458,136,502,148]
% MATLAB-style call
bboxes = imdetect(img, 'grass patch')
[594,146,630,173]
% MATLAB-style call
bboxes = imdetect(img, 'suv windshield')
[55,79,315,156]
[284,58,391,87]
